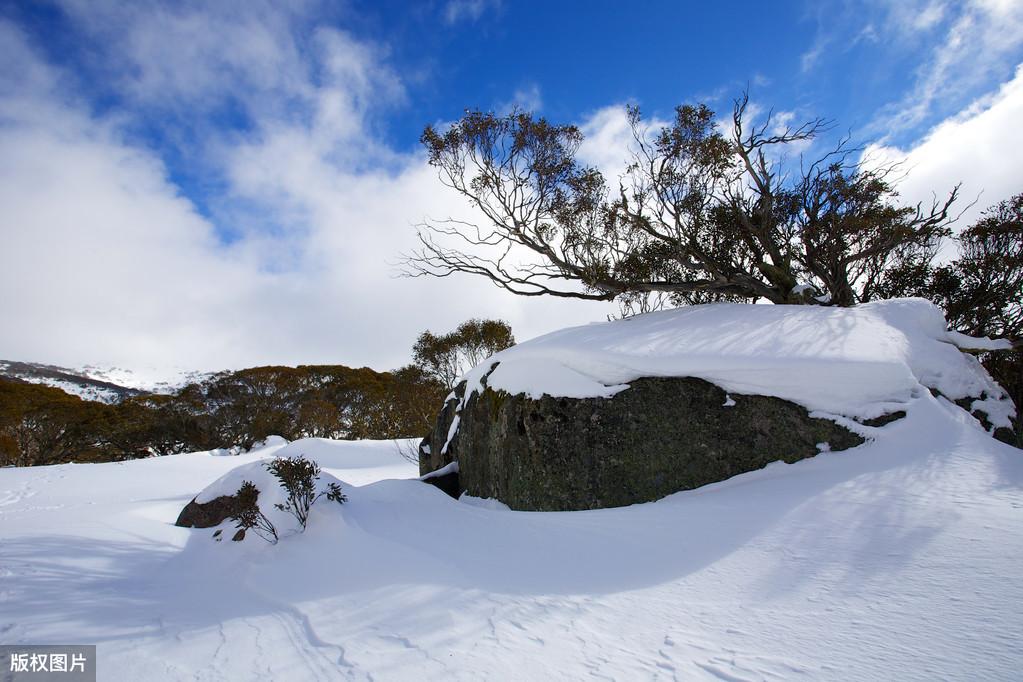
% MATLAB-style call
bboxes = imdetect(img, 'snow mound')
[460,298,1014,429]
[195,456,348,541]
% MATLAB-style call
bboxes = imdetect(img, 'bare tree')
[403,94,959,308]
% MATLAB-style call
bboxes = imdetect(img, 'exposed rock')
[419,382,465,476]
[174,494,244,528]
[421,469,460,499]
[860,411,907,428]
[420,376,865,511]
[930,388,1017,446]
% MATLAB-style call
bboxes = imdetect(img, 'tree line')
[0,319,516,467]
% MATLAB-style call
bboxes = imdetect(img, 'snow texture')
[1,301,1021,680]
[420,461,459,481]
[1,401,1021,680]
[30,376,124,403]
[458,298,1015,430]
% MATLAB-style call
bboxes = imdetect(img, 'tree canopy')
[413,318,515,390]
[404,95,960,311]
[0,364,446,467]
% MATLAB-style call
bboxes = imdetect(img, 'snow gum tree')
[413,318,515,390]
[403,94,960,311]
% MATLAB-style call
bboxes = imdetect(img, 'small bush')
[325,481,347,504]
[265,455,346,531]
[229,480,278,544]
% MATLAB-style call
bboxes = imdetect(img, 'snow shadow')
[236,399,970,603]
[0,533,181,644]
[4,394,1008,647]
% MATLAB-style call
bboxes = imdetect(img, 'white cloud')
[0,23,266,371]
[0,12,614,374]
[800,37,826,73]
[877,0,1023,135]
[864,63,1023,246]
[800,0,1023,138]
[443,0,501,25]
[57,0,308,110]
[499,83,543,113]
[577,105,635,183]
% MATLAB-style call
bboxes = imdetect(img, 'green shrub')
[229,480,278,544]
[265,455,346,532]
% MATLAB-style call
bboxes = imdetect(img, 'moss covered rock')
[419,376,867,511]
[175,494,244,528]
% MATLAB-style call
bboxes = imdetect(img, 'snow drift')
[457,297,1014,429]
[1,301,1021,680]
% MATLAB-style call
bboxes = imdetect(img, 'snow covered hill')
[0,360,145,403]
[1,300,1020,680]
[0,406,1020,679]
[0,359,207,403]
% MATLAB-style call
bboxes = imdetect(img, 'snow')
[790,283,815,296]
[75,363,212,394]
[486,358,630,400]
[30,376,124,403]
[946,329,1014,351]
[459,298,1015,430]
[458,492,511,510]
[420,460,459,480]
[1,300,1021,680]
[1,397,1021,680]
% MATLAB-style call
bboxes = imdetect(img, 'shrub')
[229,480,278,544]
[265,455,346,532]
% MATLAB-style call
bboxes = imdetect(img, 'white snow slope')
[1,300,1021,681]
[459,298,1014,428]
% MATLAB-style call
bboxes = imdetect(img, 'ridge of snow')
[420,460,459,480]
[945,329,1014,351]
[454,298,1014,430]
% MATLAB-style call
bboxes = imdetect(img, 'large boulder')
[174,456,348,541]
[418,300,1017,511]
[175,493,245,528]
[420,374,867,511]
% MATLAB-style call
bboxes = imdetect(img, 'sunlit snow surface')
[462,298,1014,427]
[1,300,1021,681]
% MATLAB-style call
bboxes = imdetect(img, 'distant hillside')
[0,359,212,404]
[0,360,147,403]
[1,363,444,467]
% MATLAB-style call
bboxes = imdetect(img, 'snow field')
[1,394,1021,680]
[1,299,1020,680]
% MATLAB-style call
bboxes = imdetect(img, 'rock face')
[421,467,461,499]
[175,494,244,528]
[948,393,1017,446]
[420,375,867,511]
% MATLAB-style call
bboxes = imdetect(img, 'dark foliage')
[230,480,278,544]
[404,95,958,311]
[264,455,345,530]
[0,379,110,467]
[1,362,445,467]
[413,318,515,390]
[325,481,347,504]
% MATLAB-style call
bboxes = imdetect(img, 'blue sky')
[2,0,1022,375]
